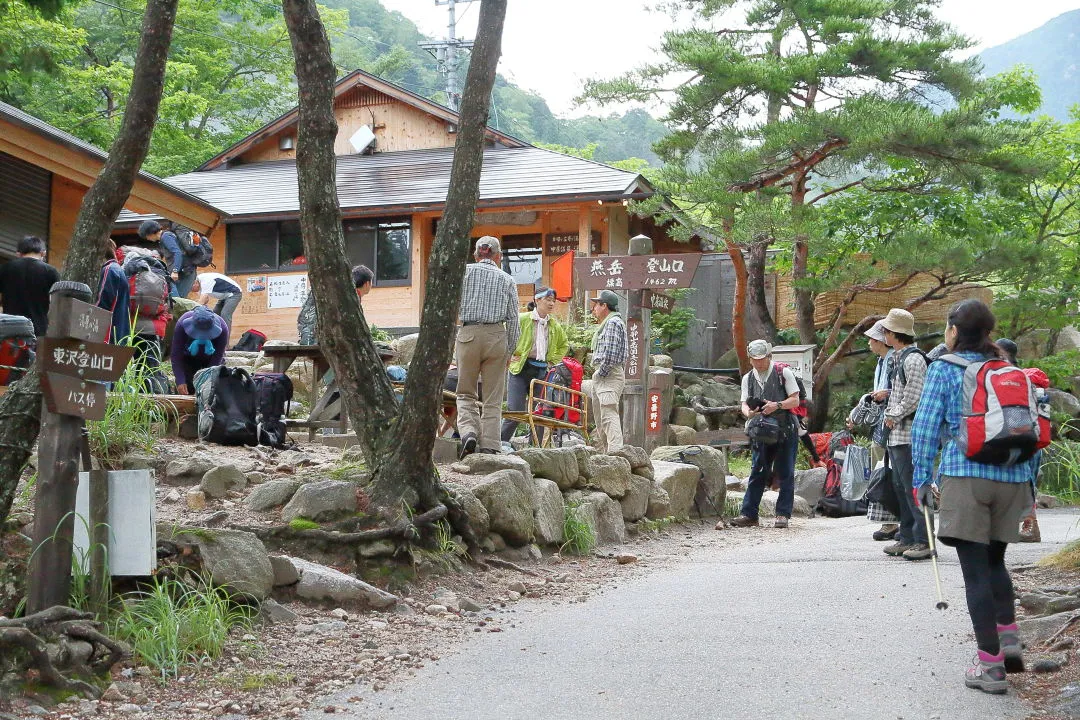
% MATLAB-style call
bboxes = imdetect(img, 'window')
[500,233,543,286]
[342,219,411,287]
[226,221,307,272]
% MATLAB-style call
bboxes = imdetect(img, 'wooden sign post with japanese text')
[27,285,133,615]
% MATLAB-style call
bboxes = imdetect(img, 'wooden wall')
[47,175,83,262]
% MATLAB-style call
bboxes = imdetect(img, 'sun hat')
[183,306,223,342]
[864,320,887,343]
[880,308,916,336]
[747,339,772,359]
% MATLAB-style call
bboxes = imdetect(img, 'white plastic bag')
[840,444,870,501]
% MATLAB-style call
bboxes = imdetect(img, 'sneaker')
[902,543,933,561]
[884,541,915,556]
[872,524,899,541]
[999,624,1025,673]
[459,433,477,460]
[965,650,1008,694]
[729,515,759,528]
[774,516,790,528]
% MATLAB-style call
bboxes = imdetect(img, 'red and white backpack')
[940,354,1051,465]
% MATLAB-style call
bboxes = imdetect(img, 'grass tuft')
[1040,538,1080,569]
[1040,441,1080,505]
[288,518,320,531]
[560,501,596,555]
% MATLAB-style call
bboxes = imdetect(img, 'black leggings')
[954,540,1015,655]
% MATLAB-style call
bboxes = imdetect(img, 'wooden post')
[27,282,94,615]
[623,234,653,448]
[83,433,109,617]
[574,205,592,322]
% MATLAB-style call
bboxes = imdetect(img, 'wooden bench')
[262,344,345,440]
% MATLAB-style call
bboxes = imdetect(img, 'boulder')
[620,474,652,522]
[261,599,299,625]
[1049,389,1080,418]
[794,468,827,506]
[532,478,566,545]
[283,556,398,608]
[165,457,216,485]
[646,484,671,519]
[668,425,696,445]
[246,480,302,512]
[471,469,536,546]
[651,460,700,519]
[633,465,655,481]
[611,445,652,473]
[651,354,673,369]
[1054,326,1080,354]
[1019,610,1080,647]
[695,414,709,432]
[269,555,299,587]
[670,407,698,428]
[727,490,814,518]
[281,480,357,523]
[565,490,626,545]
[199,465,247,499]
[700,379,742,407]
[390,333,419,368]
[651,445,728,518]
[445,483,490,540]
[164,528,273,600]
[451,453,532,482]
[571,445,597,479]
[584,455,633,499]
[514,448,578,490]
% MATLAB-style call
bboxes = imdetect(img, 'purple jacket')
[170,314,229,387]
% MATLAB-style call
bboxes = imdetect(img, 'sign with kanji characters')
[546,232,600,256]
[41,373,107,421]
[646,389,664,436]
[645,290,677,315]
[626,318,645,381]
[46,296,111,343]
[574,254,701,291]
[39,338,134,383]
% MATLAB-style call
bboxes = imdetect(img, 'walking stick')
[924,503,949,610]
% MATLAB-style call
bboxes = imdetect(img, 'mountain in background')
[977,8,1080,121]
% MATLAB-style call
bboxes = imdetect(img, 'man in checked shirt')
[456,237,520,458]
[583,290,627,453]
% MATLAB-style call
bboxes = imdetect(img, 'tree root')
[1044,613,1080,649]
[229,504,449,545]
[482,557,542,577]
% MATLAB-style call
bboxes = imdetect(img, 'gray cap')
[474,236,501,254]
[747,339,772,359]
[589,290,619,310]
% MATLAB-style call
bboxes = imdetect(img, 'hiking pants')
[954,540,1015,655]
[501,361,548,442]
[455,323,509,452]
[741,429,797,520]
[888,444,928,545]
[213,292,242,330]
[584,366,625,454]
[173,268,197,299]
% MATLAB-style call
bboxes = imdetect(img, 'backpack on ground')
[232,329,267,352]
[252,372,294,449]
[193,365,258,446]
[175,226,214,269]
[816,433,866,517]
[534,357,584,423]
[0,314,35,386]
[940,354,1049,465]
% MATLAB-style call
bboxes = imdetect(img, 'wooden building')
[0,101,224,262]
[117,69,699,339]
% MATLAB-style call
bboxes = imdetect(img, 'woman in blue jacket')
[97,240,130,344]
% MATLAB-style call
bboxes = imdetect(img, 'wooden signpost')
[644,290,676,315]
[27,286,132,615]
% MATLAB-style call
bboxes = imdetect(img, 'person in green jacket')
[501,287,569,443]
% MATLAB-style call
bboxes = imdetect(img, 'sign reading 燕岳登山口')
[573,254,701,291]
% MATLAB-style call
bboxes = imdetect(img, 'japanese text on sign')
[627,319,644,381]
[646,390,664,436]
[267,275,308,309]
[77,311,101,338]
[574,254,701,291]
[546,233,600,256]
[67,390,96,409]
[50,347,113,373]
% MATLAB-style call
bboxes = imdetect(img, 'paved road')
[311,510,1079,720]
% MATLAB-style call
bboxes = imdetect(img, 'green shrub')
[560,502,596,555]
[1040,440,1080,504]
[1029,350,1080,390]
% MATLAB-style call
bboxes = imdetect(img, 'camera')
[746,397,766,411]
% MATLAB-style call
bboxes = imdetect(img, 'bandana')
[531,309,549,362]
[188,338,215,356]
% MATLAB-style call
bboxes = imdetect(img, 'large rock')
[668,425,696,445]
[283,556,398,608]
[794,468,828,506]
[245,479,302,512]
[1054,326,1080,353]
[651,354,673,369]
[651,460,700,519]
[452,453,532,482]
[471,469,536,546]
[164,528,273,600]
[651,445,728,518]
[390,333,419,368]
[646,484,671,519]
[565,490,626,545]
[700,379,742,407]
[199,465,247,499]
[445,483,490,540]
[727,490,814,518]
[1048,389,1080,419]
[532,478,565,545]
[620,474,651,522]
[572,445,597,479]
[1019,610,1080,647]
[515,448,578,490]
[670,406,698,428]
[611,445,652,473]
[584,455,633,499]
[281,480,357,522]
[165,457,216,485]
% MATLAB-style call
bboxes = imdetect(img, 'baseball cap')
[474,236,501,254]
[589,290,619,310]
[747,339,772,359]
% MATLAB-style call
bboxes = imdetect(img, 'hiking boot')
[873,524,899,541]
[884,541,915,556]
[965,650,1008,694]
[1019,515,1041,543]
[774,516,790,528]
[459,433,477,460]
[903,543,933,561]
[999,624,1026,673]
[729,516,759,528]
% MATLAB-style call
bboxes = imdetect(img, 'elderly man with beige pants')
[583,290,628,453]
[456,237,520,458]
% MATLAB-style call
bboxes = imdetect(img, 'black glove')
[746,397,765,411]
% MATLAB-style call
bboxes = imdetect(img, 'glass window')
[227,223,277,273]
[344,222,376,269]
[278,220,306,269]
[500,233,543,286]
[376,223,411,285]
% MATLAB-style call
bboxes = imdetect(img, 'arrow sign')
[41,373,107,421]
[39,338,134,383]
[645,290,677,315]
[574,253,701,291]
[46,296,112,344]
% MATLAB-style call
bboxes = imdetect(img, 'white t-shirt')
[740,364,801,402]
[196,272,241,299]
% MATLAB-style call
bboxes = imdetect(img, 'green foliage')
[111,576,252,679]
[564,317,597,357]
[288,518,320,531]
[560,502,596,556]
[1030,351,1080,390]
[638,516,677,532]
[1039,440,1080,504]
[651,289,696,354]
[369,325,392,342]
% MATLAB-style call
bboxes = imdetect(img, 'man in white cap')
[879,308,932,561]
[731,339,802,528]
[456,236,520,458]
[583,289,627,453]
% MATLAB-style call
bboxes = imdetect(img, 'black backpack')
[893,346,929,386]
[175,226,214,269]
[815,434,867,518]
[253,372,293,448]
[232,329,267,352]
[194,365,258,446]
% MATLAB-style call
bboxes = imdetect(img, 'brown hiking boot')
[873,524,899,541]
[729,515,759,528]
[1019,515,1041,543]
[884,541,915,556]
[902,543,933,561]
[774,516,790,528]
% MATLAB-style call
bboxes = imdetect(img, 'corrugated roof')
[118,146,651,224]
[0,101,227,218]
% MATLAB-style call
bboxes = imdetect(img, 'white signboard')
[73,470,156,576]
[267,275,309,309]
[772,344,816,401]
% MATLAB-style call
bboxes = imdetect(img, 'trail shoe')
[999,624,1026,673]
[1019,515,1041,543]
[774,516,790,528]
[872,524,899,541]
[965,650,1008,694]
[884,541,915,556]
[903,543,933,561]
[729,516,759,528]
[459,433,478,460]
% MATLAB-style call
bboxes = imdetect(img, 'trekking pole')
[923,503,949,610]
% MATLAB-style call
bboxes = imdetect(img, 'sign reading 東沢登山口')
[573,254,701,291]
[39,337,135,383]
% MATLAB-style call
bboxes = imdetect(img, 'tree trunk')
[0,0,179,529]
[791,172,816,344]
[745,239,777,343]
[723,216,750,374]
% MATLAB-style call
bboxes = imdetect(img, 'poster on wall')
[247,276,266,293]
[267,275,308,309]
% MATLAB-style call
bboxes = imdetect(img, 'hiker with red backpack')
[123,253,171,386]
[912,300,1048,695]
[501,287,569,443]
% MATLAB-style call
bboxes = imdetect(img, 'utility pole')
[419,0,475,111]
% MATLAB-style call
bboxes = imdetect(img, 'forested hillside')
[0,0,665,176]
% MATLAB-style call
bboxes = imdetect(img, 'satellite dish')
[349,125,376,154]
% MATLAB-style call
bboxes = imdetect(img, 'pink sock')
[978,649,1004,662]
[997,623,1018,633]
